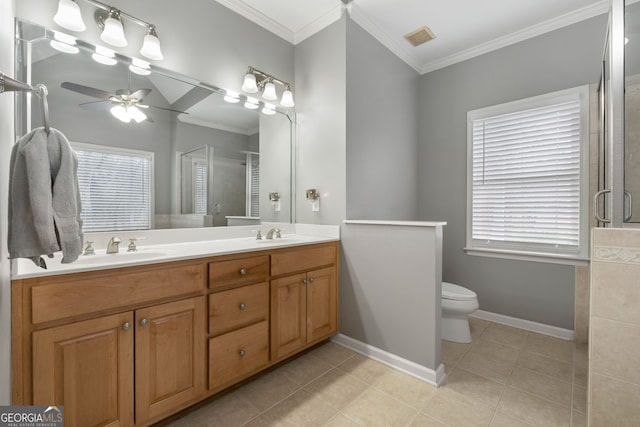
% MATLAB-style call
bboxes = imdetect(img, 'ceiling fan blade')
[130,88,152,100]
[62,82,115,100]
[79,100,113,111]
[145,104,189,114]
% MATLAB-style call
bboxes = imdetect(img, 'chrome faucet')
[106,237,122,254]
[266,228,281,239]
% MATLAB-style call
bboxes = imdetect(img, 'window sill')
[464,247,590,266]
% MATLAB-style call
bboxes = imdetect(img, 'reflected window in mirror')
[73,142,153,232]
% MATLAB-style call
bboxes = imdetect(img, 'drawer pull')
[239,268,247,275]
[140,318,149,327]
[239,349,246,357]
[239,303,246,311]
[122,322,131,331]
[309,277,315,283]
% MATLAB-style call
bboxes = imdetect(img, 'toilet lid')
[442,282,477,301]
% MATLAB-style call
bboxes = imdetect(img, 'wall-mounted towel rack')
[0,71,50,135]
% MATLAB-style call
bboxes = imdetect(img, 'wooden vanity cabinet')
[270,244,338,361]
[13,260,206,427]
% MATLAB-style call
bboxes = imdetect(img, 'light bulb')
[128,105,147,123]
[100,9,127,47]
[53,0,86,32]
[50,32,79,54]
[262,81,277,100]
[280,86,295,108]
[244,96,259,110]
[110,105,131,122]
[140,26,163,61]
[262,103,276,115]
[223,90,240,103]
[242,73,258,93]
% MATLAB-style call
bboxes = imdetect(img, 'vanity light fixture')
[50,31,79,54]
[262,103,276,115]
[244,96,260,110]
[99,8,127,47]
[241,66,295,108]
[129,58,151,76]
[54,0,86,32]
[52,0,164,61]
[91,45,117,65]
[223,89,240,103]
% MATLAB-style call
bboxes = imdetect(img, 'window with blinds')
[466,86,589,263]
[73,142,154,232]
[192,159,207,215]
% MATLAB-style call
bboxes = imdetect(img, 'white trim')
[293,5,344,44]
[344,220,447,228]
[331,334,447,387]
[471,310,575,341]
[178,114,258,136]
[215,0,294,43]
[464,247,590,266]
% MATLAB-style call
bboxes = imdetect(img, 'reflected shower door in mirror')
[625,1,640,223]
[15,19,294,231]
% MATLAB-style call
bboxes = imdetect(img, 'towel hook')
[35,84,50,135]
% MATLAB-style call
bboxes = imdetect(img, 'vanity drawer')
[31,261,204,325]
[208,255,269,291]
[208,320,269,390]
[208,282,268,335]
[271,243,337,277]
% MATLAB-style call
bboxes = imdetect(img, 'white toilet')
[441,282,479,343]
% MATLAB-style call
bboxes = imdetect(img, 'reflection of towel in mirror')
[8,127,83,266]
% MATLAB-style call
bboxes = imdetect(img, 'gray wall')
[294,18,347,225]
[346,19,420,220]
[417,15,607,329]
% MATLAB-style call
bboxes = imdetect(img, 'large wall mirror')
[15,19,294,231]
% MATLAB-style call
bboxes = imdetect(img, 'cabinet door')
[270,273,307,360]
[306,266,338,344]
[135,297,205,422]
[32,312,134,427]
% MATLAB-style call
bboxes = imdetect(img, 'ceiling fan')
[61,81,186,123]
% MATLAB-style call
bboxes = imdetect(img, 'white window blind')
[192,159,207,215]
[73,143,153,232]
[249,154,260,217]
[466,86,589,263]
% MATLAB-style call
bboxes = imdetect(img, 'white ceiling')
[216,0,610,74]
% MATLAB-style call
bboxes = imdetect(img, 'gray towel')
[8,127,83,265]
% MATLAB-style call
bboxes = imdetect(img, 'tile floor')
[159,318,588,427]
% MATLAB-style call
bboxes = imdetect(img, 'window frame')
[71,141,155,232]
[465,85,590,265]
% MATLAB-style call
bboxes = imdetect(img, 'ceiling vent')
[404,26,436,47]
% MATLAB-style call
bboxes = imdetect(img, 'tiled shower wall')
[588,228,640,425]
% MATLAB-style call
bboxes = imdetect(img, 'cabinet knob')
[239,349,246,357]
[122,322,131,331]
[140,318,149,327]
[239,303,246,311]
[239,268,247,276]
[303,279,307,285]
[309,277,315,283]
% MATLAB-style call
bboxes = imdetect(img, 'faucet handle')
[275,228,282,239]
[252,229,263,240]
[128,238,138,252]
[83,241,95,255]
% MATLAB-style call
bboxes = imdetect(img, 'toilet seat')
[442,282,477,301]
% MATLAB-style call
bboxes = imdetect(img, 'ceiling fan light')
[280,86,295,108]
[101,9,127,47]
[110,104,131,122]
[140,26,163,61]
[54,0,86,32]
[262,81,278,101]
[128,105,147,123]
[242,73,258,93]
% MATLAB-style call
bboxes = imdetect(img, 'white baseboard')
[471,310,575,341]
[331,334,447,387]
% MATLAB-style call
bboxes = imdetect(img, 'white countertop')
[344,220,447,227]
[11,224,339,279]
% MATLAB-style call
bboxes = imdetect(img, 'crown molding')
[294,5,344,44]
[215,0,294,43]
[178,114,258,136]
[420,0,610,73]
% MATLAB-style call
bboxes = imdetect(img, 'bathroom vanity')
[11,237,339,427]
